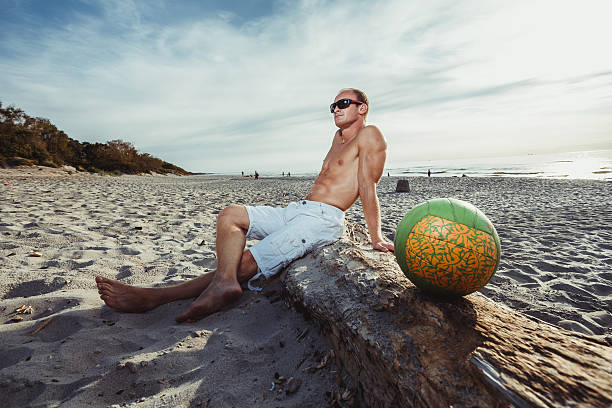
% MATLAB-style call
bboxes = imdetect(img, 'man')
[96,88,394,323]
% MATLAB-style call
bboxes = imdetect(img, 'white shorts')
[245,200,345,290]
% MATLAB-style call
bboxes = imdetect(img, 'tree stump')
[280,223,612,408]
[395,179,410,192]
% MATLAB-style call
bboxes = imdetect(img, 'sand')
[1,168,611,407]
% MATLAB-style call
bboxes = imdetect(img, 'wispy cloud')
[1,0,611,172]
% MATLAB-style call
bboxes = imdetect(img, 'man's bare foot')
[175,278,242,323]
[95,276,159,313]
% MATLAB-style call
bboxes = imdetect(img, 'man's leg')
[175,204,257,322]
[95,273,214,313]
[96,205,259,320]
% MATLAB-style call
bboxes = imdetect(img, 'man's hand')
[373,240,394,252]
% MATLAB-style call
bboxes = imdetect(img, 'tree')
[0,101,190,174]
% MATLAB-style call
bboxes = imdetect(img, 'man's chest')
[323,142,359,173]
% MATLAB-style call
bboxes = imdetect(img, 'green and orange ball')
[394,198,501,296]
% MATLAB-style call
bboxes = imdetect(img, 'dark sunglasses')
[330,98,363,113]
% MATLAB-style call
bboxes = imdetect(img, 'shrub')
[7,156,36,166]
[40,160,58,168]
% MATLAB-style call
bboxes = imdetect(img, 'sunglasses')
[330,98,363,113]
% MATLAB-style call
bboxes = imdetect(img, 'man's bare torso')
[305,129,362,211]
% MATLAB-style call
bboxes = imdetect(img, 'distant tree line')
[0,102,190,175]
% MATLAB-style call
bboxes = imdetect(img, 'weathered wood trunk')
[280,223,612,408]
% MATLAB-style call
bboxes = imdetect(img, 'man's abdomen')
[305,180,358,211]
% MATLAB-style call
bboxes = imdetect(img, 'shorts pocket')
[302,229,336,252]
[276,232,304,259]
[321,220,344,243]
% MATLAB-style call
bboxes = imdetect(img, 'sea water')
[221,149,612,180]
[387,149,612,181]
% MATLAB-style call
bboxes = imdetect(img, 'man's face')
[332,91,364,128]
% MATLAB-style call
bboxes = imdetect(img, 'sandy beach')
[1,167,611,407]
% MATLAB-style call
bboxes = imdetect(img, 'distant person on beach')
[96,88,393,322]
[428,169,431,177]
[254,171,259,179]
[287,172,290,177]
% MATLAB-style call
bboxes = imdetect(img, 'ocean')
[387,149,612,181]
[216,149,612,180]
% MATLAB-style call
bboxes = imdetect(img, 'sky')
[1,0,611,173]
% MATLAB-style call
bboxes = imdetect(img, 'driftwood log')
[280,223,612,408]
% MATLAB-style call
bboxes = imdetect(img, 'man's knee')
[218,204,249,230]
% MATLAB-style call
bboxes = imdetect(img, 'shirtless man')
[95,88,394,323]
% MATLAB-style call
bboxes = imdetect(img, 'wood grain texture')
[280,223,612,408]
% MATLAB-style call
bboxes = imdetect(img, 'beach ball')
[394,198,500,296]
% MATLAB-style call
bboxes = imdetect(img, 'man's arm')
[357,126,394,252]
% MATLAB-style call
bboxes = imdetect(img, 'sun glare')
[545,155,612,179]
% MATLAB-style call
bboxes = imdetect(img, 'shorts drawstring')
[248,270,264,291]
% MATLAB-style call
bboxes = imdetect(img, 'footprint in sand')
[192,257,217,269]
[557,319,595,336]
[4,278,73,299]
[65,259,95,270]
[33,312,84,343]
[116,265,136,279]
[533,260,575,274]
[0,346,33,370]
[503,269,540,284]
[119,247,142,256]
[591,283,612,297]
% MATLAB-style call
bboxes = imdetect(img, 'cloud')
[1,0,611,172]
